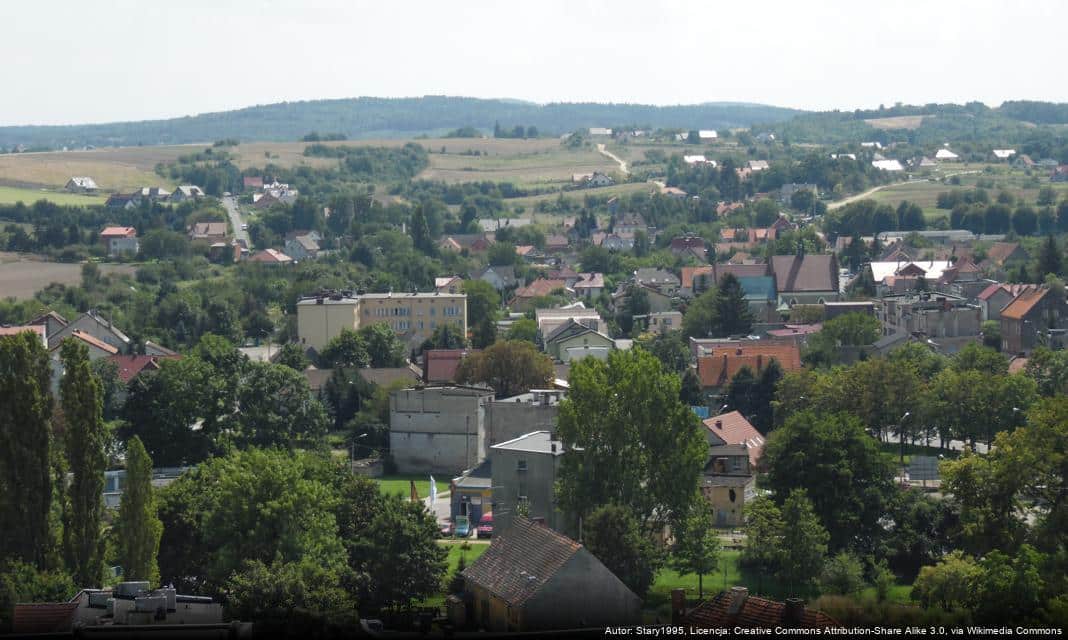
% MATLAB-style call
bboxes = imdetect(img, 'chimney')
[550,442,557,453]
[728,586,749,615]
[671,588,686,624]
[784,598,805,625]
[715,420,723,430]
[531,516,546,527]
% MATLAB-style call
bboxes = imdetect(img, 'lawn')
[0,185,107,206]
[417,540,490,608]
[375,473,438,499]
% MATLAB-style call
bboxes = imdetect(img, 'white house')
[65,177,99,193]
[935,148,959,161]
[684,155,716,166]
[872,159,904,171]
[992,149,1016,160]
[698,130,718,140]
[588,127,613,136]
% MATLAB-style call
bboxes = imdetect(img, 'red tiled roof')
[424,349,476,382]
[986,242,1025,265]
[0,325,46,341]
[462,517,582,607]
[697,343,802,388]
[249,249,293,263]
[107,354,180,383]
[681,266,715,290]
[12,602,79,634]
[771,254,837,293]
[513,278,568,299]
[1008,356,1029,375]
[243,176,264,188]
[766,323,823,338]
[1001,288,1048,321]
[684,590,838,629]
[978,283,1036,302]
[100,226,136,238]
[703,411,765,465]
[515,245,535,256]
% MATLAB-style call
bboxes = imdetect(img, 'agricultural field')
[417,145,617,188]
[0,252,137,300]
[864,115,930,130]
[0,185,107,206]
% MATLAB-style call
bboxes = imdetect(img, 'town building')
[770,252,839,305]
[875,292,983,353]
[284,230,322,260]
[462,517,640,631]
[485,389,563,447]
[978,283,1037,321]
[635,310,683,333]
[472,265,518,292]
[450,459,492,526]
[1001,287,1068,354]
[423,348,476,383]
[296,291,467,352]
[389,386,495,474]
[248,248,293,264]
[187,221,229,245]
[544,318,615,363]
[99,226,139,257]
[696,341,802,395]
[490,432,567,535]
[701,410,763,527]
[48,311,131,353]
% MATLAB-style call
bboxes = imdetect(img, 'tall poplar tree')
[116,437,162,585]
[0,332,54,568]
[59,339,106,587]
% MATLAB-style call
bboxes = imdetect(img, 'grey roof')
[491,431,564,456]
[701,475,755,488]
[453,459,492,489]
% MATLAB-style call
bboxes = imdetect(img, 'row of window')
[366,306,462,318]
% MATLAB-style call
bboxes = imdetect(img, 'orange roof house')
[696,342,802,390]
[703,411,766,466]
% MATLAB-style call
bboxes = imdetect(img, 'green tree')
[115,436,162,586]
[617,284,650,336]
[973,545,1046,624]
[670,500,721,598]
[225,558,353,620]
[0,333,54,568]
[982,320,1002,350]
[636,330,690,373]
[777,489,829,592]
[740,496,784,572]
[556,349,706,534]
[427,323,467,350]
[233,363,329,450]
[505,317,538,343]
[455,340,552,398]
[0,563,76,633]
[319,329,370,368]
[762,411,895,552]
[679,368,704,406]
[59,338,106,587]
[462,279,500,330]
[410,205,434,255]
[953,342,1008,375]
[275,343,310,371]
[819,551,865,595]
[358,323,406,367]
[471,315,497,349]
[583,504,662,597]
[487,242,518,267]
[1036,234,1063,278]
[803,312,880,367]
[911,551,982,611]
[712,273,753,337]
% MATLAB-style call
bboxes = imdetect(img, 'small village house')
[99,226,139,258]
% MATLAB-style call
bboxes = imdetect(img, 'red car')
[439,520,455,538]
[476,512,493,538]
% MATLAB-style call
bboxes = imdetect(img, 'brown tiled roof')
[12,602,79,634]
[243,176,264,188]
[703,411,765,465]
[424,349,477,382]
[358,366,420,388]
[100,226,137,238]
[977,282,1036,302]
[64,330,119,355]
[716,263,771,281]
[684,590,838,629]
[771,254,836,292]
[1001,288,1048,320]
[107,354,179,383]
[671,236,707,251]
[1008,356,1029,375]
[0,325,46,341]
[462,518,582,607]
[697,343,802,388]
[986,242,1025,265]
[514,278,568,299]
[30,310,69,327]
[681,266,715,290]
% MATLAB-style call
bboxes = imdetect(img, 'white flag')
[429,475,437,507]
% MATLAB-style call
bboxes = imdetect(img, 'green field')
[375,473,436,499]
[0,185,107,206]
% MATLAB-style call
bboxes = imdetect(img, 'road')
[596,143,629,175]
[882,432,990,455]
[826,170,983,211]
[221,195,250,248]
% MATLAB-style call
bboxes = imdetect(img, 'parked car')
[476,512,493,539]
[455,515,471,538]
[240,223,248,230]
[439,520,455,538]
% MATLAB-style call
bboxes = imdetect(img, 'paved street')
[221,195,250,248]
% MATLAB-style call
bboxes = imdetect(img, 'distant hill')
[0,96,804,149]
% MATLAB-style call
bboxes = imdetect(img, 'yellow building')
[297,292,467,352]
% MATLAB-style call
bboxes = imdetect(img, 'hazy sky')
[3,0,1063,126]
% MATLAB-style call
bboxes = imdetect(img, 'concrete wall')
[390,388,491,474]
[524,550,641,629]
[486,402,558,447]
[296,301,359,352]
[491,448,564,535]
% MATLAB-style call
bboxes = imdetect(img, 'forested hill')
[0,96,803,149]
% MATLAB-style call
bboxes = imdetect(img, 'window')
[517,459,527,472]
[430,308,436,316]
[518,484,527,500]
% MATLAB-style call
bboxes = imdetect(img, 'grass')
[417,541,490,608]
[864,115,929,130]
[375,473,436,499]
[0,185,107,206]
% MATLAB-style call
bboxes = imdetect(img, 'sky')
[2,0,1064,126]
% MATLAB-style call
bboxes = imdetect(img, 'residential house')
[511,278,570,311]
[635,310,683,333]
[389,386,495,474]
[766,323,823,346]
[478,217,532,233]
[99,226,139,257]
[613,212,649,236]
[248,248,293,265]
[251,192,281,209]
[696,341,802,395]
[547,267,581,287]
[462,517,641,631]
[356,365,421,389]
[701,411,764,527]
[489,433,567,535]
[770,253,840,305]
[515,245,537,261]
[680,587,837,629]
[1015,154,1036,169]
[737,275,779,322]
[868,260,954,295]
[978,283,1038,321]
[571,272,604,298]
[1001,287,1068,354]
[439,233,494,253]
[65,176,99,193]
[283,230,323,260]
[107,354,180,385]
[424,348,477,383]
[601,231,635,251]
[435,276,464,294]
[242,176,264,190]
[296,291,467,352]
[473,265,518,292]
[699,130,718,140]
[48,311,131,353]
[544,234,570,252]
[875,292,982,354]
[935,148,959,161]
[670,235,708,260]
[104,193,138,210]
[28,311,69,341]
[684,154,713,166]
[613,281,674,313]
[993,149,1016,160]
[534,306,606,342]
[747,160,769,171]
[544,318,615,363]
[133,186,171,202]
[588,127,612,136]
[170,185,205,202]
[586,172,614,187]
[660,186,688,199]
[634,267,680,294]
[873,159,905,171]
[187,221,229,244]
[983,242,1030,271]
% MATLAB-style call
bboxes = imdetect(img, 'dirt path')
[827,170,982,211]
[596,143,628,175]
